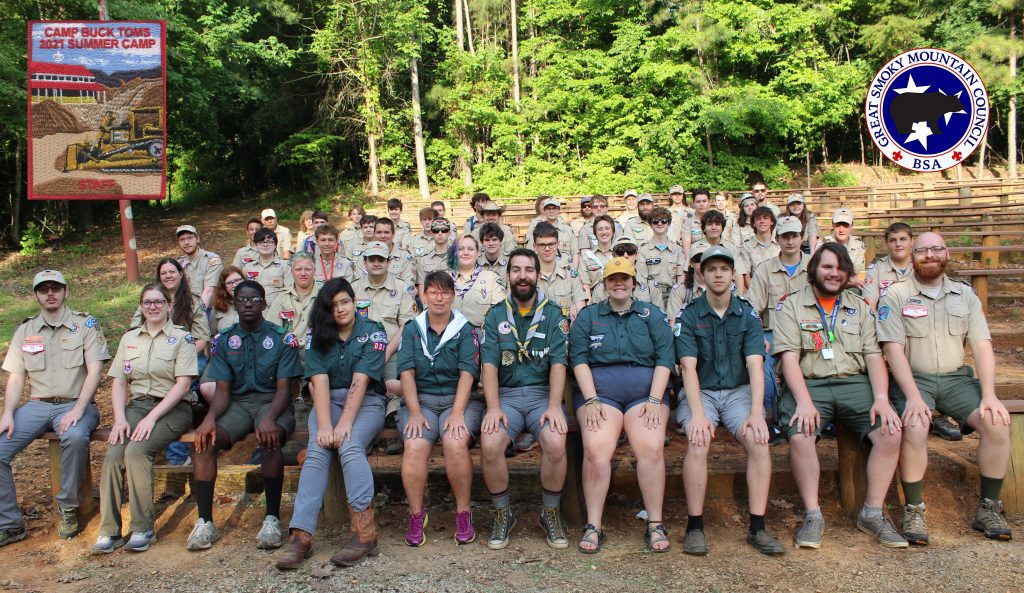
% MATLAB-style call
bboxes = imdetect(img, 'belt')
[34,396,77,405]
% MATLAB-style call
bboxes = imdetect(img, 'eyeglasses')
[912,246,948,255]
[35,285,64,294]
[225,278,243,287]
[141,299,167,308]
[431,228,450,234]
[752,188,767,193]
[424,290,454,298]
[614,247,638,256]
[650,218,670,225]
[234,296,266,305]
[256,239,276,246]
[535,242,558,250]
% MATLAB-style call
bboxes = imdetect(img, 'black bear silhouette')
[889,92,965,135]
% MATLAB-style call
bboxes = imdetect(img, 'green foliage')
[19,222,46,255]
[817,165,859,187]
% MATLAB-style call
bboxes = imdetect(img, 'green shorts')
[779,374,881,441]
[383,356,398,383]
[890,365,981,435]
[216,391,296,445]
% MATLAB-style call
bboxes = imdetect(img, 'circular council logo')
[864,48,988,172]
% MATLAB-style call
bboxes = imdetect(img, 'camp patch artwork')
[27,21,166,200]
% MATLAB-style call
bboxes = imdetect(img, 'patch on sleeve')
[877,305,890,321]
[184,333,195,344]
[559,319,569,335]
[750,309,761,319]
[85,316,99,328]
[209,257,222,266]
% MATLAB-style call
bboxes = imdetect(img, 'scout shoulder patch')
[877,305,891,321]
[84,316,100,328]
[228,335,242,350]
[263,335,275,349]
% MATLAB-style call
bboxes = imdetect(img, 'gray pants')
[0,400,100,529]
[289,389,385,535]
[98,397,192,536]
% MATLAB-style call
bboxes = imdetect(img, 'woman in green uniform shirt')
[92,284,198,554]
[569,257,674,554]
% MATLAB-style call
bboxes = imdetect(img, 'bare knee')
[789,434,817,458]
[480,431,509,459]
[538,432,566,461]
[686,440,710,460]
[869,429,901,455]
[403,439,432,462]
[976,419,1010,445]
[442,435,470,458]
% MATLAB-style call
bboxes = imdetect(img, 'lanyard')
[320,255,335,281]
[815,296,842,343]
[504,291,548,362]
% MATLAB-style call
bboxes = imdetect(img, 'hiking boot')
[246,447,264,465]
[973,498,1013,540]
[186,518,220,551]
[125,531,156,552]
[767,424,785,447]
[57,507,79,539]
[275,529,313,570]
[257,515,285,549]
[901,502,929,546]
[90,534,123,555]
[385,439,404,455]
[538,507,569,549]
[682,529,708,555]
[930,415,963,441]
[455,510,476,545]
[820,423,837,439]
[331,506,379,567]
[406,511,428,547]
[794,513,825,549]
[747,529,785,555]
[856,513,908,548]
[0,526,27,549]
[487,507,516,550]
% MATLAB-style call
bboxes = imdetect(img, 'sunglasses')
[431,228,450,234]
[614,247,638,256]
[650,218,670,225]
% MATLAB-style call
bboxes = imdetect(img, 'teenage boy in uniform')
[176,225,223,311]
[233,218,263,268]
[262,209,293,260]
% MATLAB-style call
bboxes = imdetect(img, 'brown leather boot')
[275,529,313,570]
[330,505,379,567]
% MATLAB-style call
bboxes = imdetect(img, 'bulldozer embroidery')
[64,107,163,173]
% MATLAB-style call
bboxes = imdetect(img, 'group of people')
[0,183,1013,567]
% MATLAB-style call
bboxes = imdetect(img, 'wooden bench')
[952,268,1024,313]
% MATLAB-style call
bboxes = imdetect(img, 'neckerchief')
[414,309,469,365]
[504,290,549,362]
[452,266,482,299]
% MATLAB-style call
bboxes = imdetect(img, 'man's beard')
[809,271,843,297]
[913,257,947,281]
[639,210,651,223]
[511,281,537,303]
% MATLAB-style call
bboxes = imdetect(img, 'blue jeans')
[763,330,779,421]
[165,353,208,464]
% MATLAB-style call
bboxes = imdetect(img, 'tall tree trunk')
[511,0,521,108]
[463,0,475,54]
[978,135,987,179]
[459,133,473,189]
[705,128,713,167]
[805,151,812,190]
[367,131,380,195]
[455,0,464,50]
[12,133,22,243]
[411,56,430,199]
[858,115,866,166]
[1009,13,1018,178]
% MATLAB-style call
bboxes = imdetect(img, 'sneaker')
[257,515,285,549]
[538,507,569,549]
[91,534,124,555]
[856,513,908,548]
[901,502,929,546]
[682,529,708,555]
[972,498,1013,540]
[246,447,264,465]
[794,513,825,549]
[820,423,837,439]
[767,424,785,447]
[515,433,538,452]
[406,511,428,547]
[385,439,404,456]
[0,526,27,548]
[57,507,79,539]
[487,507,516,550]
[186,518,220,551]
[746,529,785,555]
[930,415,963,441]
[455,510,476,545]
[125,531,156,552]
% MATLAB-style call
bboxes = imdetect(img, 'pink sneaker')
[455,510,476,545]
[406,511,428,547]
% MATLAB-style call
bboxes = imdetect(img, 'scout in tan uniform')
[751,180,781,218]
[877,232,1012,544]
[690,210,749,293]
[211,267,244,334]
[386,198,413,249]
[133,259,212,354]
[731,193,759,247]
[416,218,454,290]
[462,192,490,236]
[637,206,685,311]
[176,224,223,310]
[344,215,377,259]
[450,234,506,327]
[266,252,319,352]
[406,208,439,258]
[339,205,366,253]
[667,184,695,245]
[783,194,820,254]
[232,218,263,268]
[0,270,110,545]
[589,236,661,305]
[577,215,616,297]
[92,283,198,554]
[863,222,914,309]
[714,192,738,244]
[473,200,517,257]
[774,243,906,549]
[478,223,509,279]
[742,206,780,271]
[534,222,587,320]
[682,189,713,256]
[666,250,708,321]
[820,208,866,276]
[571,195,594,233]
[243,227,291,305]
[618,193,654,245]
[616,189,640,227]
[262,208,293,260]
[578,195,624,252]
[369,218,416,286]
[312,224,355,289]
[527,198,578,265]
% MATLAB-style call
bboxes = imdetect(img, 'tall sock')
[902,480,924,506]
[686,515,703,533]
[264,477,283,518]
[193,480,214,522]
[490,489,510,510]
[981,475,1004,501]
[542,489,561,510]
[805,507,822,519]
[749,514,765,535]
[859,504,883,519]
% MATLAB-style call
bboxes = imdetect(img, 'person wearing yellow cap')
[176,225,223,311]
[527,198,578,267]
[820,208,866,281]
[1,270,110,545]
[568,257,674,554]
[261,209,293,260]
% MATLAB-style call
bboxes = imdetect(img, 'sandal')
[578,523,606,554]
[644,521,670,553]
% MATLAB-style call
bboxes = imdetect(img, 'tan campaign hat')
[832,208,854,226]
[363,241,390,259]
[700,244,735,265]
[776,215,803,235]
[786,193,805,205]
[479,200,505,212]
[603,257,636,279]
[261,208,277,219]
[175,224,198,237]
[623,189,639,198]
[32,269,67,290]
[541,197,561,209]
[669,184,685,195]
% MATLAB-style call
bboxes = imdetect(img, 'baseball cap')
[541,197,561,209]
[623,189,639,198]
[602,257,636,279]
[261,208,277,219]
[776,215,803,235]
[669,185,685,195]
[480,200,505,212]
[700,245,735,266]
[637,193,654,203]
[580,196,593,205]
[786,193,804,205]
[832,208,854,226]
[363,241,389,259]
[175,224,198,237]
[430,218,452,232]
[32,269,67,290]
[613,235,638,249]
[739,193,757,207]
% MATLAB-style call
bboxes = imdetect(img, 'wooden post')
[972,275,990,316]
[837,426,869,517]
[49,440,94,519]
[322,455,349,527]
[1003,406,1024,513]
[561,375,585,526]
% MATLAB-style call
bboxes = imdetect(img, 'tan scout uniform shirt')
[339,226,361,256]
[452,268,506,327]
[747,254,811,330]
[232,244,258,269]
[683,216,707,248]
[538,265,587,314]
[266,286,319,347]
[863,255,913,304]
[352,275,417,342]
[620,215,653,245]
[3,308,111,399]
[527,221,578,257]
[577,219,624,253]
[802,212,820,245]
[416,249,451,282]
[343,235,368,260]
[821,235,867,275]
[473,224,517,257]
[213,308,238,334]
[638,242,685,294]
[875,276,990,375]
[773,285,879,379]
[691,238,750,276]
[393,219,413,248]
[578,247,614,290]
[669,206,696,244]
[743,236,780,273]
[478,254,508,280]
[179,249,223,303]
[243,257,291,305]
[406,233,435,259]
[760,201,782,218]
[132,303,212,343]
[313,254,355,288]
[273,226,293,259]
[108,322,198,400]
[666,283,706,321]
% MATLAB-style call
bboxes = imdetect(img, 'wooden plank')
[837,425,869,518]
[48,439,94,519]
[972,275,990,315]
[561,375,585,526]
[322,455,349,527]
[1003,413,1024,513]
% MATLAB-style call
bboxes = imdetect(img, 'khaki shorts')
[890,365,982,435]
[216,391,296,446]
[779,374,880,440]
[383,356,398,383]
[676,384,757,437]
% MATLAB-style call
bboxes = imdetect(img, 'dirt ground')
[1,201,1023,592]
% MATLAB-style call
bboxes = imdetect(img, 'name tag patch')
[799,322,824,332]
[22,336,44,354]
[902,305,928,318]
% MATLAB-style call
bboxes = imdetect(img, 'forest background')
[0,0,1021,249]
